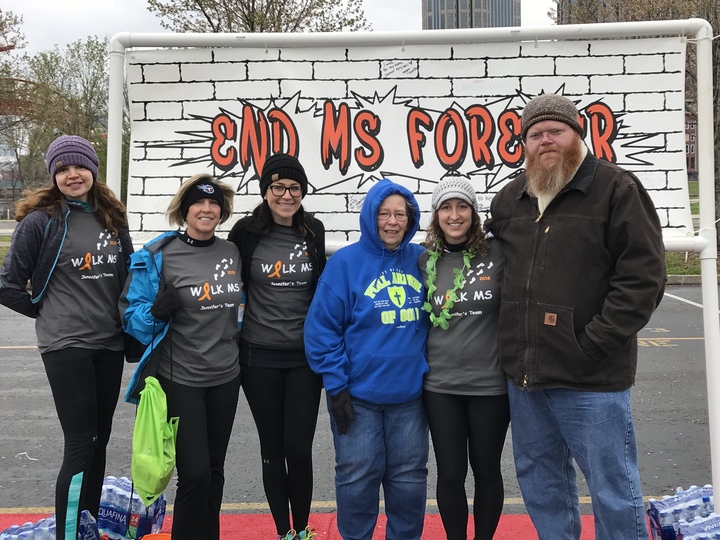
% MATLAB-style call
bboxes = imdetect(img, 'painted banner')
[125,35,689,245]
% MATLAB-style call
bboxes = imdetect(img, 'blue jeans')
[507,383,648,540]
[330,396,429,540]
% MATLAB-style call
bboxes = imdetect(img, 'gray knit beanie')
[521,94,583,140]
[431,177,478,213]
[46,135,100,182]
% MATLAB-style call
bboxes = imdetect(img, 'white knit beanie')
[431,177,478,213]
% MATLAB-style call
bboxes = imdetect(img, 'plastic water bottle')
[32,522,48,540]
[658,509,678,539]
[101,484,122,537]
[78,510,100,540]
[688,503,700,521]
[0,524,20,538]
[674,506,686,523]
[97,484,112,532]
[659,509,674,526]
[703,495,715,517]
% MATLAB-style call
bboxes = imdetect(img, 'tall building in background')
[422,0,521,29]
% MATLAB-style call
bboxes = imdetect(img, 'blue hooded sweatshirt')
[304,179,429,405]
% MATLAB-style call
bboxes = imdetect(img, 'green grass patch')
[666,252,702,275]
[689,180,699,198]
[691,201,699,215]
[0,235,9,266]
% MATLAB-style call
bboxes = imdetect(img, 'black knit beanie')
[259,153,308,197]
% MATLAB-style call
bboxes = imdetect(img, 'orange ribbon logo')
[198,282,211,301]
[78,252,92,271]
[267,260,282,278]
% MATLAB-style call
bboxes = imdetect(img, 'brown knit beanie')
[521,94,583,140]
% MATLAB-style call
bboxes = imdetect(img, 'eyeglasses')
[269,184,302,197]
[525,128,568,142]
[377,211,408,222]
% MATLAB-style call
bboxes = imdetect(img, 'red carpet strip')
[0,513,598,539]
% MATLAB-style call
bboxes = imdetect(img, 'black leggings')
[158,374,241,540]
[241,364,322,535]
[41,347,124,540]
[423,390,511,540]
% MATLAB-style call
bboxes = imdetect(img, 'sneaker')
[297,527,316,540]
[278,530,297,540]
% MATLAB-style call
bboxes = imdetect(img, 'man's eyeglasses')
[525,128,568,142]
[269,184,302,197]
[377,211,408,222]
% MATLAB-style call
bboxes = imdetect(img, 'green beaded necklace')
[421,243,473,330]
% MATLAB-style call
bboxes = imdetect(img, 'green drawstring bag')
[131,376,179,506]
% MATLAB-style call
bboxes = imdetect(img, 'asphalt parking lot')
[0,284,713,513]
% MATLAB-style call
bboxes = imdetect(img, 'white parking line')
[665,292,705,309]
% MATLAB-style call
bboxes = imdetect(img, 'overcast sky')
[2,0,554,56]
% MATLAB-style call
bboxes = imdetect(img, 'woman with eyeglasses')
[227,153,325,540]
[304,178,430,540]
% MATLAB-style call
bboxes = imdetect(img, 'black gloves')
[330,389,355,435]
[150,283,182,321]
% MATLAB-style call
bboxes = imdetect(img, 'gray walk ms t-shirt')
[420,239,507,396]
[36,208,124,353]
[158,238,242,387]
[241,225,314,349]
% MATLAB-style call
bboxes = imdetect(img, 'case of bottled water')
[0,509,99,540]
[647,484,716,540]
[97,476,166,540]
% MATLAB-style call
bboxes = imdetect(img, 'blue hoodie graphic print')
[304,179,429,405]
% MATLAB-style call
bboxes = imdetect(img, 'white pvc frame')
[108,19,719,488]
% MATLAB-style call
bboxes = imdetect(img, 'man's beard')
[525,140,583,197]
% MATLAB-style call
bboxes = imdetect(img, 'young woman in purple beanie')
[0,135,133,540]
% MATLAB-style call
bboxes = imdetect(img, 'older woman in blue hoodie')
[305,179,430,540]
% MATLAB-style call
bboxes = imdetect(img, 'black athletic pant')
[158,373,241,540]
[41,347,124,540]
[241,364,322,535]
[423,390,511,540]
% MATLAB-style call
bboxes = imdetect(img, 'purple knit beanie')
[46,135,100,182]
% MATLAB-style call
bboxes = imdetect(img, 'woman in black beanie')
[228,153,325,540]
